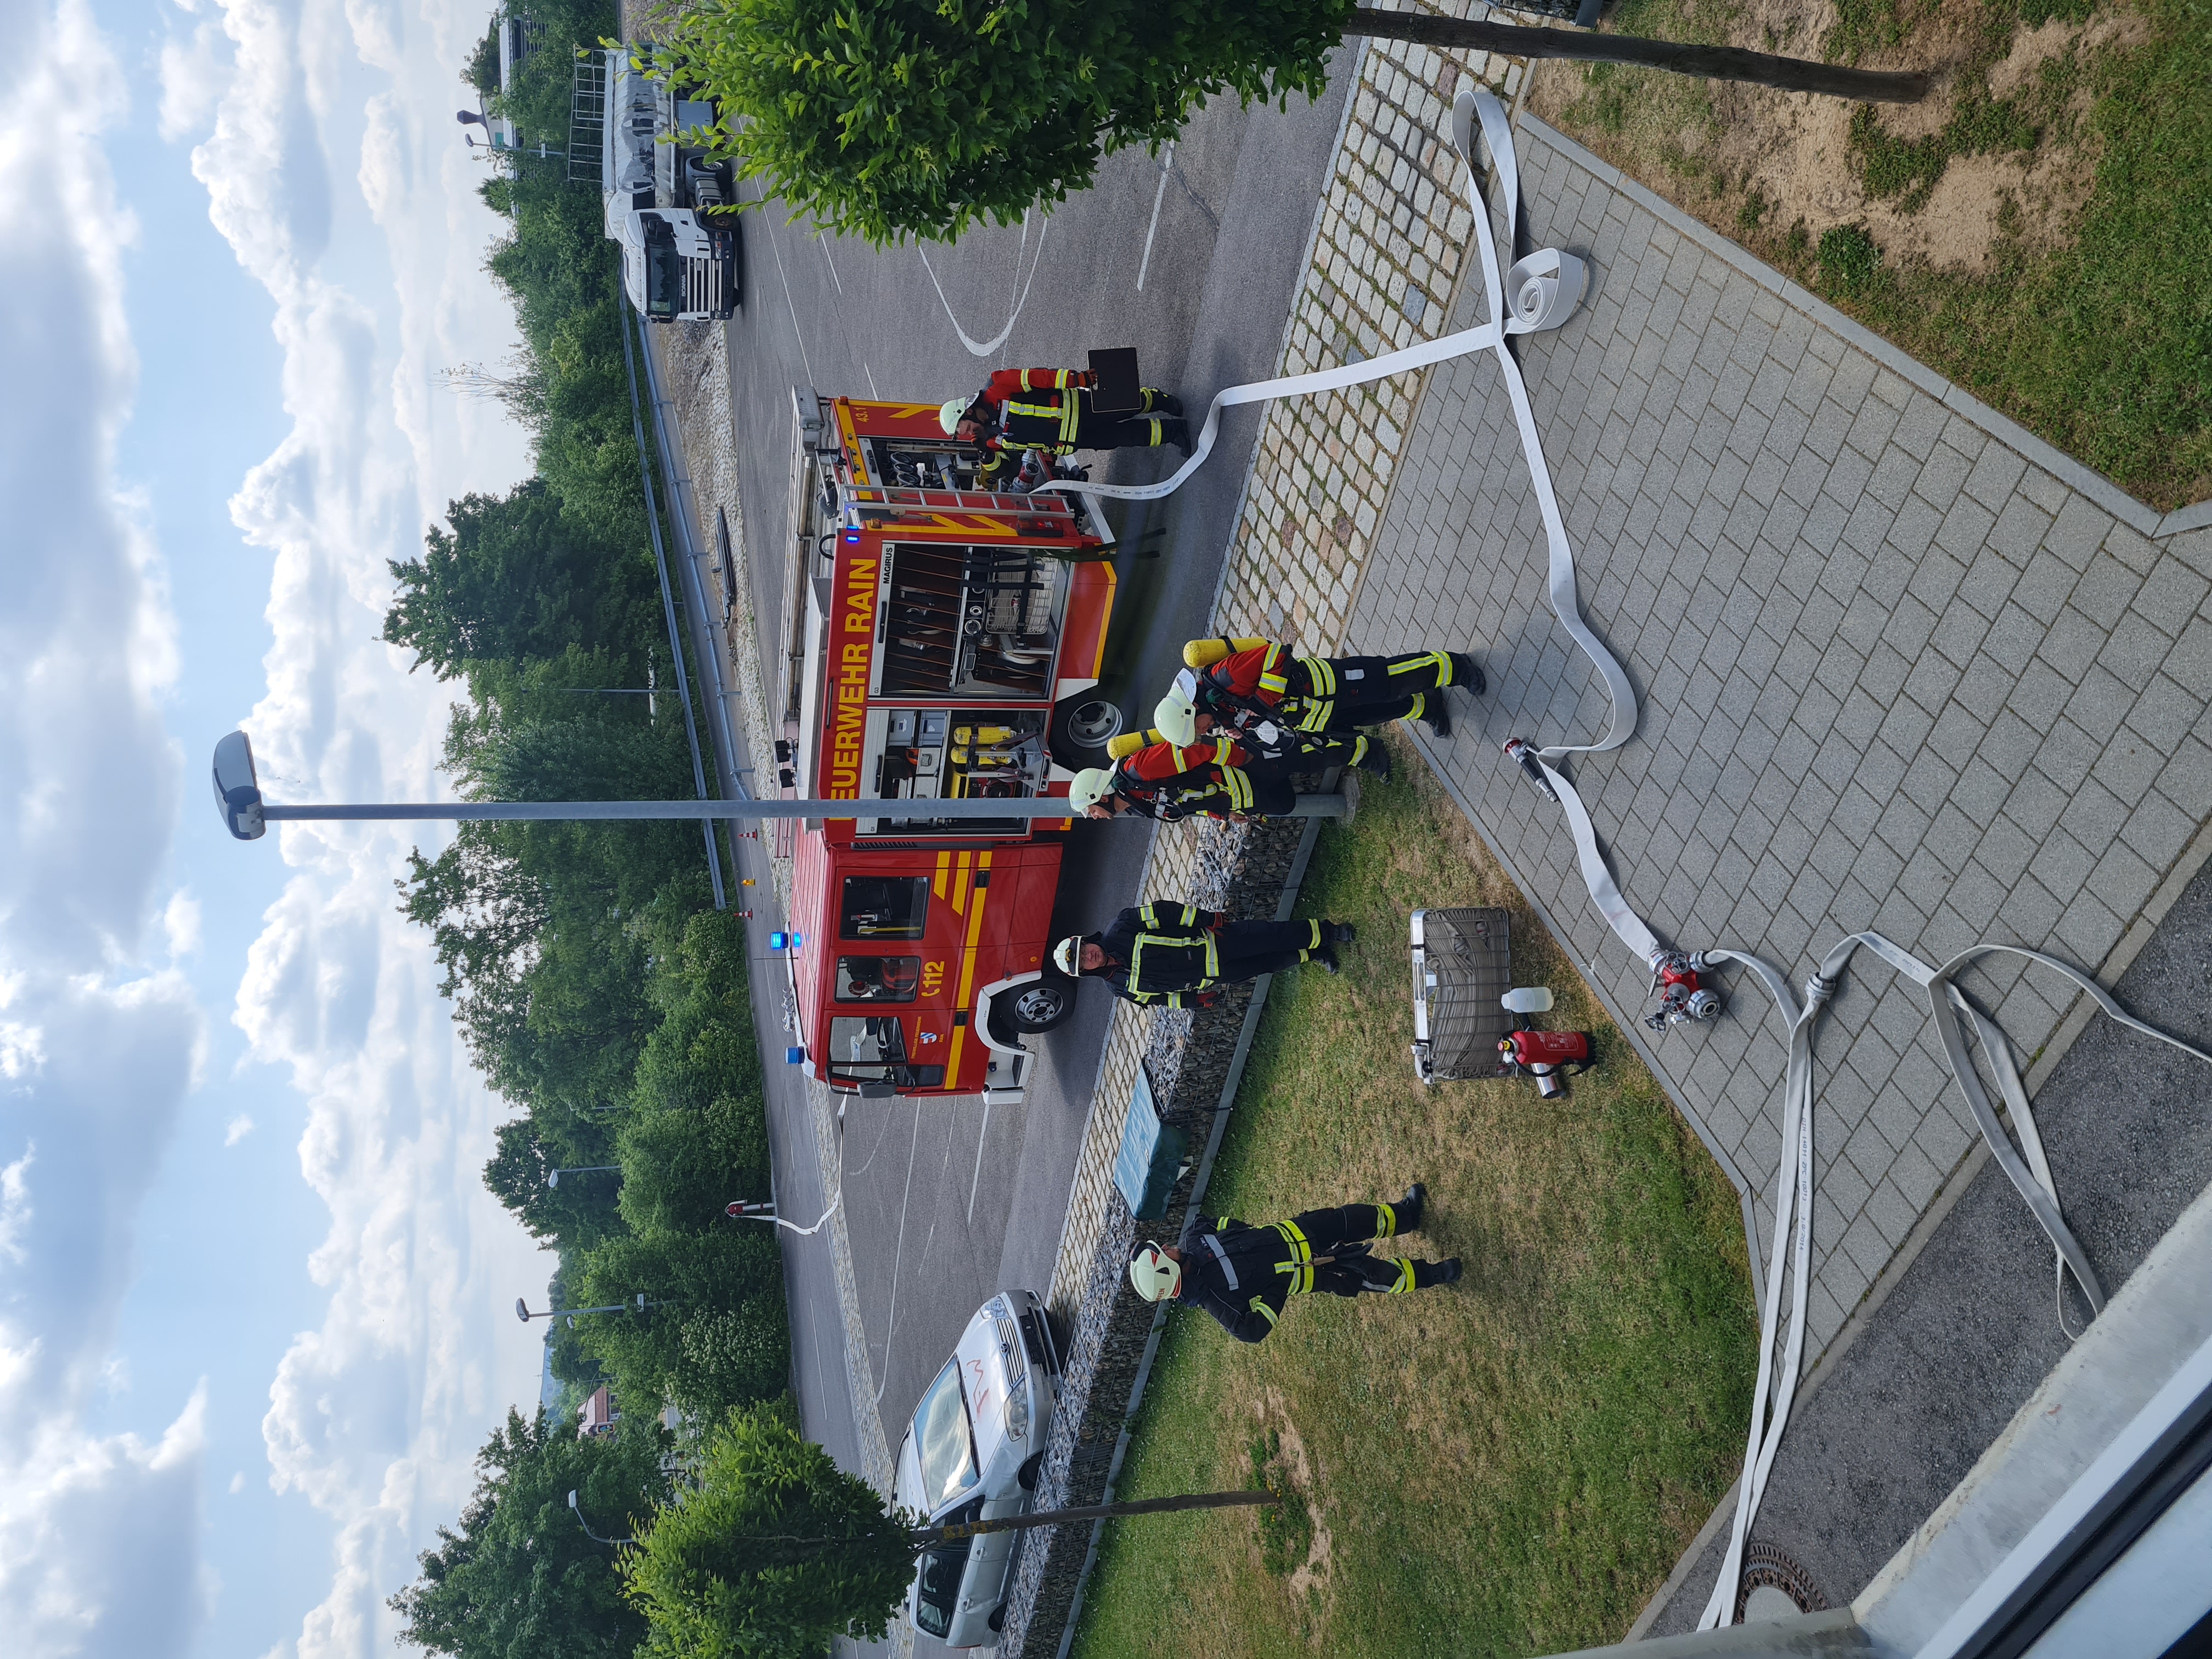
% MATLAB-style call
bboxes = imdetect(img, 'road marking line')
[872,1103,927,1406]
[1136,142,1176,293]
[918,212,1052,358]
[816,230,844,294]
[966,1096,992,1226]
[751,179,815,385]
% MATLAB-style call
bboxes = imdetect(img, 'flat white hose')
[1035,94,1636,753]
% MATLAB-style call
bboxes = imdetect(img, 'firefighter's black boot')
[1449,652,1487,695]
[1161,418,1193,455]
[1328,922,1357,945]
[1312,945,1341,975]
[1435,1257,1463,1285]
[1145,390,1184,416]
[1393,1182,1426,1234]
[1418,693,1453,739]
[1359,741,1392,779]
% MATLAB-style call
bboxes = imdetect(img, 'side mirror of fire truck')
[856,1082,897,1100]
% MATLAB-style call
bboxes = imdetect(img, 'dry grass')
[1526,0,2212,511]
[1071,738,1756,1657]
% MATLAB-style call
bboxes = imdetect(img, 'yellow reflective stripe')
[1203,936,1220,978]
[1273,1220,1311,1263]
[1350,735,1368,765]
[1375,1200,1397,1239]
[1301,657,1337,696]
[1249,1297,1278,1327]
[1257,644,1289,695]
[1390,649,1449,680]
[1224,770,1253,810]
[1305,918,1322,949]
[1209,736,1235,765]
[1392,1259,1418,1294]
[1405,692,1425,720]
[1179,904,1198,928]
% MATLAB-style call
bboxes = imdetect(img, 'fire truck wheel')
[1003,978,1074,1034]
[1048,693,1125,769]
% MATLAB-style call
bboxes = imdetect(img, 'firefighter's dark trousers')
[1242,730,1373,777]
[1295,650,1462,732]
[1212,918,1331,981]
[1278,1203,1455,1296]
[1071,388,1182,452]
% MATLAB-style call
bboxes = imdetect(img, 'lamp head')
[212,731,266,840]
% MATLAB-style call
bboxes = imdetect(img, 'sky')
[0,0,562,1653]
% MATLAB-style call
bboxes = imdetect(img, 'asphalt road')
[695,58,1359,1639]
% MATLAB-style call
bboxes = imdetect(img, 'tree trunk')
[1342,10,1928,104]
[913,1488,1280,1546]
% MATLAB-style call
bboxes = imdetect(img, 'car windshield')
[912,1537,972,1638]
[644,231,680,319]
[912,1359,977,1508]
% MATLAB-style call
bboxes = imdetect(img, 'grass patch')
[1070,740,1755,1658]
[1531,0,2212,509]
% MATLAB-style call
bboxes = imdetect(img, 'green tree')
[575,1229,790,1416]
[391,1407,668,1659]
[484,1119,628,1246]
[620,1404,918,1658]
[385,487,658,683]
[659,0,1928,244]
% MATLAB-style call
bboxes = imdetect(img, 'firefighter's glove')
[1193,990,1221,1009]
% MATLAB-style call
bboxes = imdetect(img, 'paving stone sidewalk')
[1333,114,2212,1357]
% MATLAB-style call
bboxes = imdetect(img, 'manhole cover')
[1734,1542,1830,1623]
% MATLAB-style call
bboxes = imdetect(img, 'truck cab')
[596,46,740,321]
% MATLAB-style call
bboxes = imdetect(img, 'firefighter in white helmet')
[939,368,1188,488]
[1128,1186,1460,1342]
[1052,902,1353,1007]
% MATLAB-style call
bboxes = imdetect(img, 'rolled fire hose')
[1052,90,2212,1626]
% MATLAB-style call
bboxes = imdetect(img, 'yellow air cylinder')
[1105,730,1148,760]
[1182,636,1267,668]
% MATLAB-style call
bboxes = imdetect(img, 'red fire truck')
[772,391,1127,1105]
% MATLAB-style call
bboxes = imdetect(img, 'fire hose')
[1054,88,2212,1623]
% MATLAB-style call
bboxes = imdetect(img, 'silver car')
[895,1290,1065,1647]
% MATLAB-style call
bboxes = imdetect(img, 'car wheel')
[1048,692,1126,771]
[1017,1452,1045,1492]
[1007,979,1073,1034]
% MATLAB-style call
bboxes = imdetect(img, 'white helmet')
[938,399,969,436]
[1152,684,1199,747]
[1129,1245,1182,1303]
[1053,936,1085,977]
[1068,768,1114,812]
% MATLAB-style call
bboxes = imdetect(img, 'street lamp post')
[208,730,1348,840]
[516,1292,649,1323]
[547,1165,621,1188]
[567,1489,633,1546]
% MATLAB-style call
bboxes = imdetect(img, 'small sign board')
[1088,347,1143,414]
[1112,1065,1189,1222]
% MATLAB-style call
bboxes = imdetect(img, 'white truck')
[594,46,740,322]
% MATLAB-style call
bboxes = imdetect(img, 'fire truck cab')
[776,392,1126,1105]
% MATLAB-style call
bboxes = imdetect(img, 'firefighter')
[1127,1186,1462,1342]
[940,367,1190,488]
[1052,904,1356,1006]
[1066,728,1385,823]
[1167,637,1485,741]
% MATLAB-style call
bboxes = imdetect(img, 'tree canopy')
[658,0,1355,244]
[620,1404,918,1658]
[391,1407,670,1659]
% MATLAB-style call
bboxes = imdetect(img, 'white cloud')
[224,1113,256,1146]
[0,0,220,1638]
[229,1471,247,1496]
[163,890,204,960]
[157,19,233,142]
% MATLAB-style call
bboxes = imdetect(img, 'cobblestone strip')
[659,329,901,1518]
[1217,7,1528,651]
